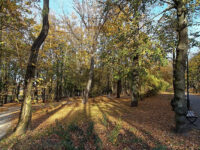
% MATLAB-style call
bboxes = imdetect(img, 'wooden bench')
[186,110,198,125]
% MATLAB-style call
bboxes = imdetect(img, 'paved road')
[189,95,200,129]
[0,106,20,140]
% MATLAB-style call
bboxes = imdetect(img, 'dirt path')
[0,106,20,140]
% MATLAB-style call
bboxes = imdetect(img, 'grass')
[108,118,122,144]
[0,94,200,149]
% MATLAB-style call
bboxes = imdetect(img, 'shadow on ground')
[1,94,200,150]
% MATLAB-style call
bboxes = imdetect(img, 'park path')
[0,106,20,140]
[189,95,200,129]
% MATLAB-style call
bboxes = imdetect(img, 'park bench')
[186,110,198,125]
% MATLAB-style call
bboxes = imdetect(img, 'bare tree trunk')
[14,0,49,136]
[3,71,8,104]
[116,79,121,98]
[171,0,188,133]
[55,60,59,101]
[83,56,94,104]
[59,53,64,99]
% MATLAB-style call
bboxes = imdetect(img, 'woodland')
[0,0,200,149]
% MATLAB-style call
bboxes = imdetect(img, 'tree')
[170,0,189,133]
[14,0,50,136]
[0,0,35,105]
[189,52,200,93]
[68,0,109,104]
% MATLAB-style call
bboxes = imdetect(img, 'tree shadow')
[93,95,173,149]
[2,94,187,149]
[31,100,81,130]
[31,103,68,130]
[95,102,157,149]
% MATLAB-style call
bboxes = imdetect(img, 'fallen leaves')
[1,94,200,150]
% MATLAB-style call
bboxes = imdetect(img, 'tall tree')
[14,0,49,136]
[171,0,189,133]
[0,0,35,105]
[71,0,109,104]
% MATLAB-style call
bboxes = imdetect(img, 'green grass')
[108,118,122,144]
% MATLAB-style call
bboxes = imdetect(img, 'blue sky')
[49,0,74,14]
[39,0,74,15]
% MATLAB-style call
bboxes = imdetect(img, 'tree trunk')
[3,73,8,104]
[42,88,46,103]
[11,87,16,102]
[0,3,2,83]
[131,55,139,107]
[59,54,64,99]
[4,90,8,104]
[116,79,121,98]
[14,0,49,136]
[55,61,59,101]
[16,81,21,100]
[106,73,112,96]
[186,55,190,109]
[131,5,140,107]
[172,0,188,133]
[35,72,39,103]
[172,48,176,90]
[83,56,94,104]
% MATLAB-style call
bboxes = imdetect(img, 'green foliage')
[153,145,168,150]
[189,52,200,93]
[108,118,122,144]
[101,113,109,128]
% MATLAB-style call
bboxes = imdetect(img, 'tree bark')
[0,2,2,80]
[83,55,94,104]
[172,0,188,133]
[16,81,21,100]
[14,0,49,136]
[42,88,46,103]
[172,48,176,90]
[3,71,8,104]
[116,79,122,98]
[55,60,60,101]
[131,55,139,107]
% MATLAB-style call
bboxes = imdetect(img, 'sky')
[40,0,74,15]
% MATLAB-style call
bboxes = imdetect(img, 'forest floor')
[0,94,200,150]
